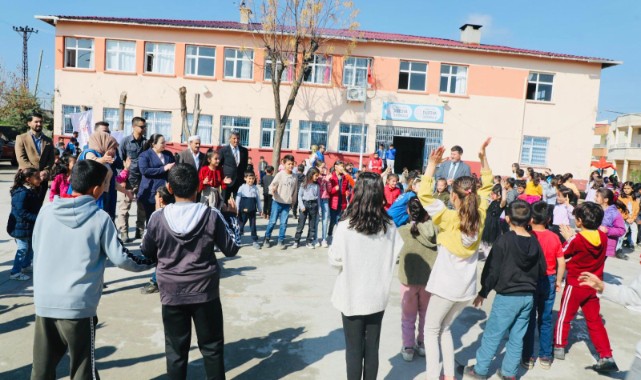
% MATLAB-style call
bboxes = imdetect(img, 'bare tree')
[249,0,359,167]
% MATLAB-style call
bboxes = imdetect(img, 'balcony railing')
[609,143,641,150]
[593,144,607,149]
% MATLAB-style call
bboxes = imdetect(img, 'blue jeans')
[474,294,534,377]
[522,275,556,361]
[11,238,33,275]
[316,199,330,242]
[264,201,290,243]
[328,208,342,237]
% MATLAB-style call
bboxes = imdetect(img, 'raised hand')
[428,146,446,165]
[478,137,492,160]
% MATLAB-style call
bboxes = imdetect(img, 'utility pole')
[13,25,38,89]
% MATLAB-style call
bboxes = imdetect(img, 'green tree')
[0,64,50,133]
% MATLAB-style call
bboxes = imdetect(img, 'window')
[220,116,250,146]
[304,55,332,85]
[62,105,92,134]
[106,40,136,72]
[185,45,216,77]
[298,121,328,149]
[526,72,554,102]
[439,64,468,95]
[343,57,371,87]
[520,136,549,166]
[144,42,175,75]
[184,114,213,145]
[103,108,134,135]
[224,48,254,79]
[264,56,293,82]
[339,123,367,153]
[261,119,291,148]
[142,111,173,140]
[64,37,94,69]
[398,61,427,91]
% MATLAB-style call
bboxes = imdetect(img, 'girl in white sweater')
[329,172,404,380]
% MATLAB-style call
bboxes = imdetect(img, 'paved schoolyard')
[0,163,639,379]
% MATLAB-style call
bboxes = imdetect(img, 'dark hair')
[516,168,525,178]
[27,113,43,122]
[282,154,294,163]
[297,164,305,172]
[516,180,526,188]
[70,160,108,194]
[340,172,392,235]
[620,181,636,200]
[156,185,175,206]
[244,170,255,178]
[168,164,199,198]
[230,131,241,138]
[507,200,531,227]
[491,183,502,197]
[11,168,39,192]
[452,176,480,235]
[591,176,604,190]
[512,162,520,171]
[131,116,146,126]
[436,177,447,184]
[531,201,550,225]
[596,188,615,206]
[573,202,604,230]
[206,150,219,165]
[387,173,399,182]
[505,177,516,188]
[143,134,165,151]
[531,172,541,186]
[265,165,274,174]
[51,155,76,178]
[94,121,109,129]
[451,145,463,154]
[562,173,574,183]
[557,185,572,200]
[304,167,320,188]
[407,197,430,238]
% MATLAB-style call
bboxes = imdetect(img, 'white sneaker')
[401,346,414,362]
[314,241,321,248]
[306,242,315,249]
[10,272,30,281]
[321,240,329,248]
[415,341,425,357]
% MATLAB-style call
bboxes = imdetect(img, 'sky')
[0,0,639,121]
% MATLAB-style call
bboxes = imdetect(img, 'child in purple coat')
[595,188,626,258]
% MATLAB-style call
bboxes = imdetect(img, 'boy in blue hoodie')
[141,163,240,379]
[31,160,156,379]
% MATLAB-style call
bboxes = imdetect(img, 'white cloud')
[464,13,510,43]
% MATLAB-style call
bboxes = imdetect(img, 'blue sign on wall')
[382,102,445,124]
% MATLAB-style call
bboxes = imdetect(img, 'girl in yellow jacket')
[618,181,639,254]
[419,138,494,380]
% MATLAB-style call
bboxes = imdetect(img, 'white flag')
[70,110,94,150]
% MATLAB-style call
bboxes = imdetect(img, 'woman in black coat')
[137,134,175,222]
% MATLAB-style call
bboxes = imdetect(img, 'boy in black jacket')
[261,165,275,219]
[141,163,240,380]
[463,200,547,380]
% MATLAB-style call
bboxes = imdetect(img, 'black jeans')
[263,194,273,217]
[341,311,384,380]
[162,298,225,380]
[294,200,319,244]
[328,208,343,237]
[240,212,258,242]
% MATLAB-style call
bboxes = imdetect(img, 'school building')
[37,12,620,176]
[594,114,641,182]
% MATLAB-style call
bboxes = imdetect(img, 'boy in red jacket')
[554,202,618,373]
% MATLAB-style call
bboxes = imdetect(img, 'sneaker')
[314,241,321,248]
[497,369,516,380]
[21,266,33,274]
[10,272,30,281]
[415,341,425,357]
[321,240,329,248]
[400,346,414,362]
[120,232,131,243]
[591,357,619,373]
[292,242,300,249]
[460,365,487,380]
[521,358,535,370]
[539,357,552,369]
[263,239,272,249]
[306,242,315,249]
[553,346,565,360]
[615,251,629,260]
[140,281,159,294]
[276,242,286,250]
[253,242,261,250]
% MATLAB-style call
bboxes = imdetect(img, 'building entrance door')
[393,136,425,173]
[376,125,442,173]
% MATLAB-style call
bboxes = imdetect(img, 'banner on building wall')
[70,110,94,149]
[381,102,444,124]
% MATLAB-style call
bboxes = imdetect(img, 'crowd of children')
[7,134,641,380]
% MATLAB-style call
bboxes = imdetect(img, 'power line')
[12,25,38,89]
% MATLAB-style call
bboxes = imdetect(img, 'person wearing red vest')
[368,152,384,174]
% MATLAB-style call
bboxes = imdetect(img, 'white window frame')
[64,37,94,69]
[339,123,367,153]
[342,57,371,87]
[439,64,468,95]
[142,110,173,141]
[526,72,554,102]
[298,120,329,149]
[144,42,175,75]
[105,40,136,72]
[220,116,251,146]
[520,136,549,166]
[184,114,213,145]
[224,48,254,80]
[264,55,293,82]
[304,54,332,85]
[103,108,134,135]
[185,45,216,77]
[62,105,92,134]
[261,119,291,148]
[398,60,428,91]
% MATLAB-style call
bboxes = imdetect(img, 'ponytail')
[407,196,429,238]
[452,176,481,236]
[11,168,38,193]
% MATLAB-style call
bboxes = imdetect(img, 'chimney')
[459,24,482,44]
[239,1,252,25]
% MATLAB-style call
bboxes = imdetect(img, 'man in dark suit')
[433,145,472,185]
[219,131,248,201]
[176,135,206,172]
[14,113,55,204]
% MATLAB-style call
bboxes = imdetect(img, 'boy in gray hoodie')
[31,160,156,379]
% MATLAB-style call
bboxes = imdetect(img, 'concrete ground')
[0,162,639,379]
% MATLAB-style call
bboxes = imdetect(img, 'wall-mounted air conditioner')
[346,86,366,102]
